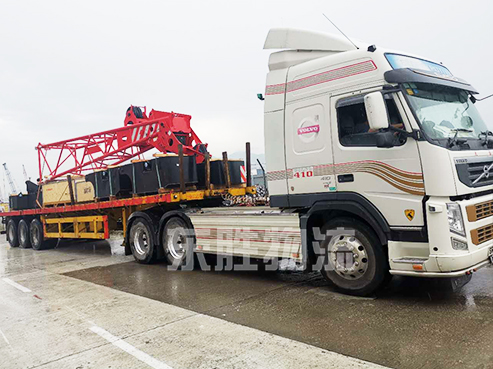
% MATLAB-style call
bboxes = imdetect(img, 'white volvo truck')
[5,28,493,296]
[174,28,493,296]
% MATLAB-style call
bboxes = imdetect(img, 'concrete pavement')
[0,235,388,369]
[1,235,493,368]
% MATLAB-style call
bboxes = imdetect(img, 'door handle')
[337,174,354,183]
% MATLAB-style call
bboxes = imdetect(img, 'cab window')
[337,95,405,147]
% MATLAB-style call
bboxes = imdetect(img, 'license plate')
[489,247,493,264]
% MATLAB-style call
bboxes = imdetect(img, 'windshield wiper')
[448,128,472,148]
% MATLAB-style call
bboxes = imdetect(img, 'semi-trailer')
[3,28,493,296]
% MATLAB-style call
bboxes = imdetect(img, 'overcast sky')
[1,0,492,200]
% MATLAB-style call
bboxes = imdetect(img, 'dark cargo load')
[131,160,159,195]
[132,155,198,195]
[85,164,133,199]
[9,193,38,210]
[25,180,39,194]
[155,155,198,189]
[197,159,244,187]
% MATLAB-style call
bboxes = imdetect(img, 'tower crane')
[22,164,29,181]
[2,163,18,195]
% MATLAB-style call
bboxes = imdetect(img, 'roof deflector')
[264,28,356,51]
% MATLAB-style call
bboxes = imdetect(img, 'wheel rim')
[133,227,149,256]
[166,221,186,261]
[328,233,369,280]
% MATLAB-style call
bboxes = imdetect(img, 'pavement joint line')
[3,271,180,369]
[0,252,391,369]
[0,328,10,345]
[2,277,32,293]
[28,341,122,369]
[90,325,173,369]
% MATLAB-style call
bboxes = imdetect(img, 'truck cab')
[263,28,493,294]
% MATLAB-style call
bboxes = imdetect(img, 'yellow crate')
[42,177,94,206]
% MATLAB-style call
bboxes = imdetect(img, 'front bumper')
[390,193,493,276]
[390,259,491,277]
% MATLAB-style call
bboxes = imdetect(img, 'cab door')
[284,95,336,198]
[330,91,425,226]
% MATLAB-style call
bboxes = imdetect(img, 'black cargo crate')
[197,159,244,187]
[85,164,133,199]
[155,155,197,189]
[9,193,38,210]
[131,160,160,195]
[132,155,198,195]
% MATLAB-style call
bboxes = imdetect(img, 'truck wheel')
[320,218,390,296]
[7,220,19,248]
[18,219,32,248]
[129,218,157,264]
[162,217,194,269]
[30,218,48,250]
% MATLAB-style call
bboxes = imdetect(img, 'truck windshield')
[403,82,488,146]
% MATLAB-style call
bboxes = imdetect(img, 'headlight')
[447,203,465,236]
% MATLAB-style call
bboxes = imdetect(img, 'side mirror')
[364,92,389,131]
[376,131,395,148]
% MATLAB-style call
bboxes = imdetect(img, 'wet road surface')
[63,247,493,369]
[1,235,492,368]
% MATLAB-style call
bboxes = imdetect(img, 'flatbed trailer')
[3,184,256,245]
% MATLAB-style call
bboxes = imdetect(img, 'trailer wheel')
[129,218,157,264]
[6,220,19,248]
[320,218,390,297]
[162,217,194,269]
[30,218,48,250]
[18,219,32,249]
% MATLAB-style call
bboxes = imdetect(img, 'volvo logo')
[473,163,493,184]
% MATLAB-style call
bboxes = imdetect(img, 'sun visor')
[384,68,478,94]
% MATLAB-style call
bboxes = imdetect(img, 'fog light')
[451,238,468,251]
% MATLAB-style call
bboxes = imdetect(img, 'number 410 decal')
[293,167,314,179]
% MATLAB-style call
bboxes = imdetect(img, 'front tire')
[129,218,157,264]
[7,219,19,248]
[320,218,390,296]
[18,219,32,248]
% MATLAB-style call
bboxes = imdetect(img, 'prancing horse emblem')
[405,209,415,221]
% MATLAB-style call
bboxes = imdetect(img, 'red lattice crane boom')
[37,106,208,182]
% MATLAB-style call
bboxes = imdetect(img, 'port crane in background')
[22,165,30,182]
[2,163,17,195]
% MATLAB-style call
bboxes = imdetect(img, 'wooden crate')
[42,177,94,206]
[75,181,95,203]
